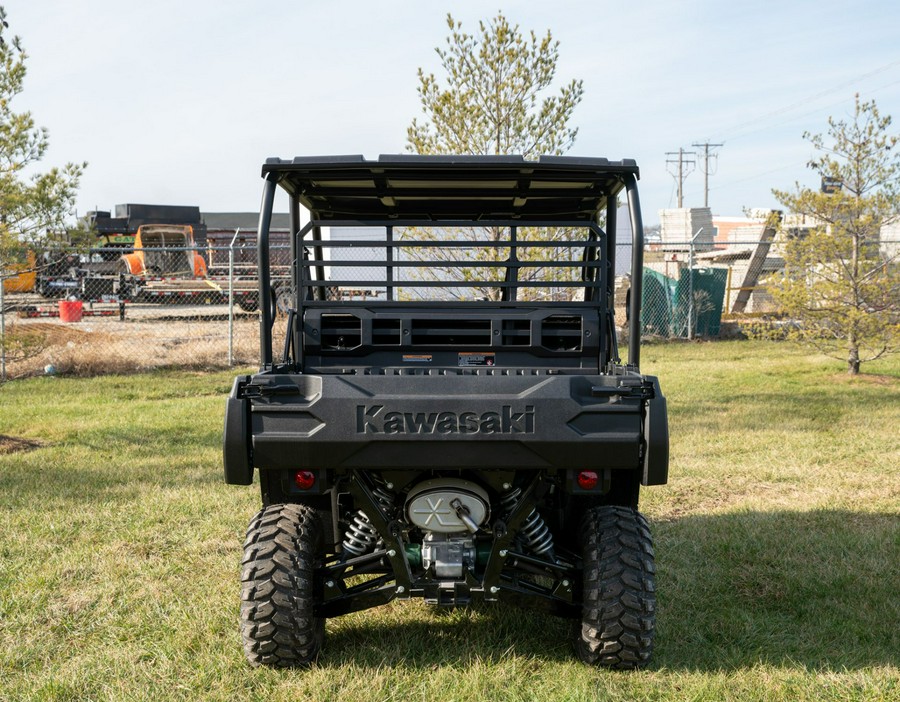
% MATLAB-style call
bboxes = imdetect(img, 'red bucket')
[59,300,83,323]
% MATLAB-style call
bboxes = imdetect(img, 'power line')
[721,77,900,144]
[709,58,900,143]
[710,159,806,191]
[709,75,900,195]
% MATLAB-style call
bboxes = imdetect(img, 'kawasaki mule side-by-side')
[223,155,668,668]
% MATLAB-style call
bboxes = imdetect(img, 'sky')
[6,0,900,225]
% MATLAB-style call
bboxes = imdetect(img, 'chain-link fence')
[0,243,295,381]
[616,235,899,341]
[612,241,746,339]
[3,237,898,380]
[623,238,771,340]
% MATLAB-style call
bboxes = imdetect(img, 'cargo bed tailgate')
[243,373,645,472]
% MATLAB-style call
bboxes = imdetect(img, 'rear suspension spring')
[341,483,395,557]
[501,486,555,560]
[342,510,379,557]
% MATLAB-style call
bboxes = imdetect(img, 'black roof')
[202,212,292,231]
[261,154,639,221]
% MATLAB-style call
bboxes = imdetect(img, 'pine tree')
[0,5,85,268]
[770,96,900,374]
[407,13,583,157]
[403,13,586,301]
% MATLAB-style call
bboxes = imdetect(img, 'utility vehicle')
[223,155,668,668]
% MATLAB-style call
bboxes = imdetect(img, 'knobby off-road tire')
[574,505,656,669]
[241,503,324,667]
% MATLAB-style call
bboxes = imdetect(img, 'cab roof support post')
[625,174,643,370]
[605,197,617,310]
[257,173,277,368]
[289,193,301,303]
[289,194,302,368]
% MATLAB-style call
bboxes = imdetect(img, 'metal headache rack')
[296,221,606,305]
[255,155,647,369]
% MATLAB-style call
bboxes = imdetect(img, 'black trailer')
[86,203,208,250]
[224,155,668,669]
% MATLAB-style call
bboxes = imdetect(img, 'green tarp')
[641,267,727,338]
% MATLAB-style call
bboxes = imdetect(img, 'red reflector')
[577,470,599,490]
[294,470,316,490]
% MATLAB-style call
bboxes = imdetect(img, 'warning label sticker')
[458,352,495,367]
[402,354,433,363]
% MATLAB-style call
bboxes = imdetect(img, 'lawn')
[0,341,898,701]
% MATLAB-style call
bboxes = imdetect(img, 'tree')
[407,13,583,157]
[770,95,900,374]
[0,5,86,270]
[404,12,586,301]
[0,6,86,380]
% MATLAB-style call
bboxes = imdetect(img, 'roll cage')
[253,154,645,370]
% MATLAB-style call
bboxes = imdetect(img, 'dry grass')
[3,313,261,378]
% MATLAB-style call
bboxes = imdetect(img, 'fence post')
[687,237,694,340]
[687,227,704,341]
[228,229,240,366]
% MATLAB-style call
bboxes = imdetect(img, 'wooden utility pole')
[692,142,723,208]
[666,148,695,208]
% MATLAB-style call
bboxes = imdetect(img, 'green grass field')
[1,341,898,701]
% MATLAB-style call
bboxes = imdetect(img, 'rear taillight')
[294,470,316,490]
[577,470,599,490]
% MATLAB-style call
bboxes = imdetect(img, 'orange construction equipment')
[119,224,208,278]
[2,250,37,293]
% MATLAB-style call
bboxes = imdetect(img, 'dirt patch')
[0,435,43,455]
[829,373,899,386]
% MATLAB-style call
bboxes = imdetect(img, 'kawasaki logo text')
[356,405,535,435]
